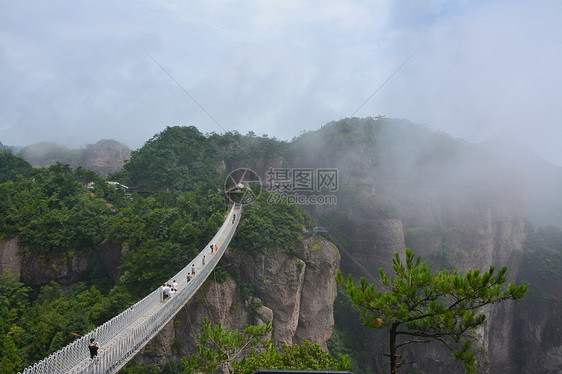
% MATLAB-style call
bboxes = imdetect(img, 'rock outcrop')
[133,277,251,367]
[326,177,531,373]
[82,140,131,178]
[512,295,562,373]
[244,246,307,345]
[284,118,553,373]
[18,139,130,178]
[134,235,340,367]
[0,237,21,278]
[293,237,340,349]
[0,238,123,286]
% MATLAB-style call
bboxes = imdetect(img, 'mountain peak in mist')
[17,139,131,178]
[480,130,560,171]
[480,130,562,227]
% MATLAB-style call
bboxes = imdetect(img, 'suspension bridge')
[19,204,242,374]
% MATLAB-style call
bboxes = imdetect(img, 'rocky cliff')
[310,179,529,373]
[284,118,559,373]
[18,139,130,178]
[81,140,132,178]
[132,235,340,368]
[0,237,21,278]
[0,238,124,286]
[210,118,560,373]
[5,119,561,373]
[1,232,340,370]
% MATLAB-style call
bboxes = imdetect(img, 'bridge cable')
[306,52,416,159]
[324,232,379,284]
[184,306,198,339]
[147,53,259,161]
[203,274,218,326]
[157,333,175,374]
[213,268,224,323]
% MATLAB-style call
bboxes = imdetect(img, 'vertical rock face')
[249,247,307,345]
[512,296,562,373]
[0,237,22,279]
[321,175,531,372]
[82,140,131,178]
[0,239,124,286]
[404,187,527,271]
[330,190,406,279]
[100,243,128,284]
[400,186,528,372]
[135,235,341,367]
[228,235,341,348]
[293,237,340,349]
[18,139,131,178]
[19,249,93,286]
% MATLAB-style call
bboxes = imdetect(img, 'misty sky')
[1,1,561,165]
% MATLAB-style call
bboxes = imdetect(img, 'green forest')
[0,126,315,373]
[1,120,561,373]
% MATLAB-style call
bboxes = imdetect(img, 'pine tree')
[336,248,528,373]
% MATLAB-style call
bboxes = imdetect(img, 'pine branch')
[396,338,432,348]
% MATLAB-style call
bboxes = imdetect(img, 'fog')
[1,0,561,166]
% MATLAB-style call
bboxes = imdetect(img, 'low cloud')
[1,0,560,165]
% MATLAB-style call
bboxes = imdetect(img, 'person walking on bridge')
[163,284,171,301]
[89,338,100,359]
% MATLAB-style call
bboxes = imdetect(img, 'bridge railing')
[19,204,241,374]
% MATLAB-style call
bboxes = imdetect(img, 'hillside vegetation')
[2,119,561,373]
[0,127,305,373]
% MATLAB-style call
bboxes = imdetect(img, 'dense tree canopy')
[233,190,314,255]
[0,150,33,183]
[110,126,288,192]
[0,152,231,370]
[0,140,316,372]
[0,272,111,373]
[182,318,351,374]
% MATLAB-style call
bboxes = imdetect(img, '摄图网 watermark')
[224,167,338,205]
[265,167,338,193]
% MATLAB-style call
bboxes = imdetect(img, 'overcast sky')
[1,0,561,165]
